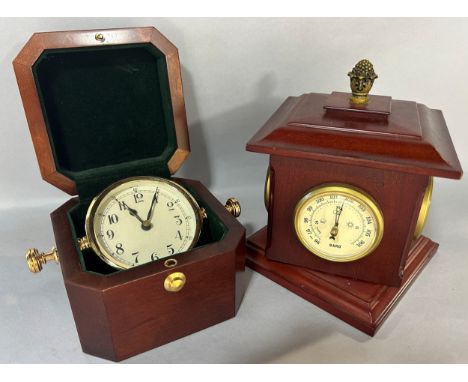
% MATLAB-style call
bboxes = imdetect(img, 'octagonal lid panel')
[13,27,190,198]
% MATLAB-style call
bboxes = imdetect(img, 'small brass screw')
[95,33,105,42]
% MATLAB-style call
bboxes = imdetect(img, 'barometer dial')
[294,184,384,262]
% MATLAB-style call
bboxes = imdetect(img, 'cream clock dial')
[84,176,203,269]
[294,184,384,262]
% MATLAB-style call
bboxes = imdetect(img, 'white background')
[0,18,467,363]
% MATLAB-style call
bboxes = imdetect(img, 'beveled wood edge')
[51,178,246,290]
[246,226,438,335]
[245,145,463,180]
[13,26,190,193]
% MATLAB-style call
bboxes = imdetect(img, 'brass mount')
[26,197,241,274]
[225,198,241,217]
[26,247,59,273]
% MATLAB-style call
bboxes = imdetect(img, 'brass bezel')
[84,176,203,270]
[414,177,434,238]
[264,166,271,210]
[293,184,385,262]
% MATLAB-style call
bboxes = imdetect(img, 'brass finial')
[348,59,378,105]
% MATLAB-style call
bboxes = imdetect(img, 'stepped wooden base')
[246,227,438,336]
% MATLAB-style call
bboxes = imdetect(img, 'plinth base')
[246,227,438,336]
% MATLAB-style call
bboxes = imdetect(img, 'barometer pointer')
[329,203,344,240]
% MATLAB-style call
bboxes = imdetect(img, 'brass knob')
[25,247,59,273]
[164,272,186,292]
[225,198,241,217]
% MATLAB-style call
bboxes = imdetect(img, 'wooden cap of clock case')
[14,27,246,361]
[246,90,462,335]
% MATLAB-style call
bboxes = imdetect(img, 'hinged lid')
[14,27,190,199]
[247,59,462,179]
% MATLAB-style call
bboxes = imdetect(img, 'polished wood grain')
[247,93,463,179]
[247,227,438,336]
[52,178,246,361]
[266,155,428,286]
[13,27,190,195]
[324,91,392,116]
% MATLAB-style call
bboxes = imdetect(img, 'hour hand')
[127,205,145,224]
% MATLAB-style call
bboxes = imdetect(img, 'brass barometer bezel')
[293,184,385,262]
[84,176,204,270]
[414,177,434,238]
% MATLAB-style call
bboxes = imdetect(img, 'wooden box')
[14,27,246,361]
[246,89,462,335]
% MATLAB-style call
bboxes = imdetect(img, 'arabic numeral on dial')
[303,217,309,223]
[167,201,175,211]
[166,244,175,255]
[106,229,114,240]
[356,240,365,247]
[314,238,320,245]
[115,243,124,255]
[151,252,159,261]
[108,214,119,224]
[118,201,128,211]
[365,229,372,237]
[316,197,324,204]
[175,230,182,240]
[174,215,183,225]
[132,251,139,264]
[366,216,372,224]
[133,192,144,204]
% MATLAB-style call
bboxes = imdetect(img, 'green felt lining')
[33,43,176,200]
[67,184,227,276]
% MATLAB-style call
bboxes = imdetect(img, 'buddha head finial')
[348,59,378,105]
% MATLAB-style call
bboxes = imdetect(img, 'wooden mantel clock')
[246,59,463,335]
[14,27,246,361]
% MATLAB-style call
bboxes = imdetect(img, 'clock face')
[85,177,203,269]
[294,184,384,262]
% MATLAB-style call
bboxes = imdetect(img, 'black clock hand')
[115,198,145,225]
[142,188,159,230]
[127,205,145,224]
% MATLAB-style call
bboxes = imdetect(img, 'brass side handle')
[225,198,241,217]
[26,247,59,273]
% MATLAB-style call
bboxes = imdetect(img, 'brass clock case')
[293,184,385,262]
[84,176,204,270]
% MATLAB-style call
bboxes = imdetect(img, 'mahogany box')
[14,27,246,361]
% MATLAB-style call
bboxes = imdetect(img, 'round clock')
[293,184,384,262]
[81,176,204,269]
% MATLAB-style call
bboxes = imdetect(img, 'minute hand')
[142,188,159,229]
